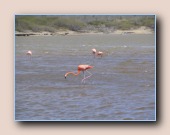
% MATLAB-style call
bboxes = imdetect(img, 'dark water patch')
[135,106,155,111]
[123,118,134,120]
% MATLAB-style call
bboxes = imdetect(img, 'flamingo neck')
[65,70,81,78]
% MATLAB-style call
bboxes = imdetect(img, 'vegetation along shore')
[15,15,155,36]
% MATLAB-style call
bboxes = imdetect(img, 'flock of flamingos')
[26,49,104,83]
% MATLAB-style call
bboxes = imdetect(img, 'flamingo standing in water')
[92,49,104,58]
[97,51,103,58]
[65,64,93,83]
[92,48,97,58]
[26,50,32,56]
[26,50,32,59]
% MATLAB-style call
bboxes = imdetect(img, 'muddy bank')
[15,26,154,36]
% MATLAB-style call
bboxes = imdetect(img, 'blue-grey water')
[15,34,156,121]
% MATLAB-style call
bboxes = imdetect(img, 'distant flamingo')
[26,50,32,56]
[92,48,97,58]
[26,50,32,60]
[65,64,93,83]
[97,51,103,58]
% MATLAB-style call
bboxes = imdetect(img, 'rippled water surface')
[15,34,156,121]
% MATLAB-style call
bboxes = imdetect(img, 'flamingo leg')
[27,55,32,61]
[81,70,92,83]
[81,71,86,83]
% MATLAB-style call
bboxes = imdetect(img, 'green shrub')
[15,15,155,32]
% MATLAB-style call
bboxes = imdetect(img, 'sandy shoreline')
[15,26,154,36]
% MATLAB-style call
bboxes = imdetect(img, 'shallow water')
[15,34,156,121]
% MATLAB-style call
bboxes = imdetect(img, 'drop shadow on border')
[16,16,161,128]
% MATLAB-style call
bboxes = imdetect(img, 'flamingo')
[26,50,32,56]
[92,48,97,58]
[26,50,32,60]
[97,51,103,58]
[65,64,93,83]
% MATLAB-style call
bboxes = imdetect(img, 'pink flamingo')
[97,51,103,58]
[26,50,32,60]
[65,64,93,83]
[26,50,32,56]
[92,49,104,58]
[92,48,97,58]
